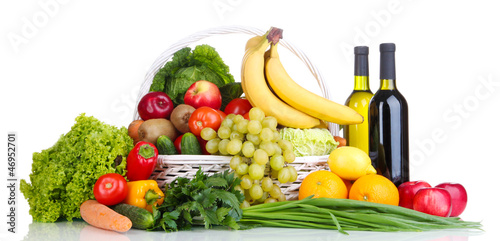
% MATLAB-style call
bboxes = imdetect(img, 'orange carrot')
[80,200,132,233]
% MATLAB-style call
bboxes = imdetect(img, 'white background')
[1,0,499,240]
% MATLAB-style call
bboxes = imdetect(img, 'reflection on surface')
[20,221,484,241]
[21,221,86,241]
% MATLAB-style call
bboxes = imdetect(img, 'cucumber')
[111,203,154,230]
[181,133,202,155]
[156,135,177,155]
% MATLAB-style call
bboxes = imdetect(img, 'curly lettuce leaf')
[20,114,134,222]
[280,128,339,157]
[150,45,236,106]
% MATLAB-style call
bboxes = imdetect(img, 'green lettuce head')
[280,128,339,157]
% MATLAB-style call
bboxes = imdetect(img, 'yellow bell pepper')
[124,180,164,213]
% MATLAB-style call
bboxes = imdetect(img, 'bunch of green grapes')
[200,107,297,207]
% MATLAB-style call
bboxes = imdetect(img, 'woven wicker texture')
[136,26,338,200]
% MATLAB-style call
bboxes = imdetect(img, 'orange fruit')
[298,170,347,200]
[349,174,399,205]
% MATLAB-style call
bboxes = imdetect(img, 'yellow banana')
[245,35,264,51]
[265,43,364,125]
[242,34,267,106]
[241,28,320,128]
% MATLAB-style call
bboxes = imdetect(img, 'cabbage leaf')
[150,44,238,106]
[280,128,339,157]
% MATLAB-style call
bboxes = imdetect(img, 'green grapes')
[253,149,268,165]
[227,139,242,155]
[242,141,255,158]
[218,126,231,139]
[247,120,262,135]
[201,127,217,141]
[201,107,297,206]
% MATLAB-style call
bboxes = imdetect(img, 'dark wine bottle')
[368,43,409,187]
[344,46,373,154]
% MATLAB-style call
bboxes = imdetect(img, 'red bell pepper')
[126,141,158,181]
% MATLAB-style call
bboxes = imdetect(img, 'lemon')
[327,146,376,181]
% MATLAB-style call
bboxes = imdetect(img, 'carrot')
[333,136,346,147]
[80,200,132,233]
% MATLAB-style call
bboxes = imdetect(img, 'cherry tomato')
[243,112,250,120]
[224,98,252,116]
[93,173,128,206]
[174,134,183,154]
[188,106,222,136]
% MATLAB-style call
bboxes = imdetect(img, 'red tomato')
[188,106,222,136]
[216,109,227,120]
[224,98,252,115]
[93,173,128,206]
[243,112,250,120]
[196,136,210,155]
[174,134,183,154]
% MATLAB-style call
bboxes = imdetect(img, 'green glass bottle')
[344,46,373,154]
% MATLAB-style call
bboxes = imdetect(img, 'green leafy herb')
[151,169,244,232]
[20,114,134,222]
[150,44,237,106]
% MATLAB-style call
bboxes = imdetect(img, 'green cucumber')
[112,203,154,230]
[181,133,202,155]
[157,135,177,155]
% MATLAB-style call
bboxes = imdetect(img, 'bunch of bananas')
[241,27,363,128]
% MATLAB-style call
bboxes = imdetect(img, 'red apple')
[138,91,174,120]
[398,181,432,209]
[435,182,468,217]
[184,80,222,109]
[413,187,452,217]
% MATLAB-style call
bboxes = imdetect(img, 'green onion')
[239,196,482,234]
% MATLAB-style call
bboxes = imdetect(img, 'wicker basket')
[134,25,339,200]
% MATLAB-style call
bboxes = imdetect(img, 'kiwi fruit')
[170,104,195,133]
[138,118,177,146]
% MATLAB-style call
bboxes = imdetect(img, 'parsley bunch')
[152,169,244,231]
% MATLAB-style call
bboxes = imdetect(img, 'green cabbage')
[20,114,133,222]
[150,44,240,107]
[280,128,339,157]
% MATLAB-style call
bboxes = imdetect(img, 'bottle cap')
[380,43,396,52]
[379,43,396,80]
[354,46,369,55]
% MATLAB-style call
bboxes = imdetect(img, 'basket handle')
[134,25,339,136]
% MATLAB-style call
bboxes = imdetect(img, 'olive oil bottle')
[344,46,373,154]
[368,43,409,186]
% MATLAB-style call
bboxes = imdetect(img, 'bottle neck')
[379,46,396,84]
[354,76,370,91]
[354,47,369,91]
[380,79,397,90]
[379,45,396,91]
